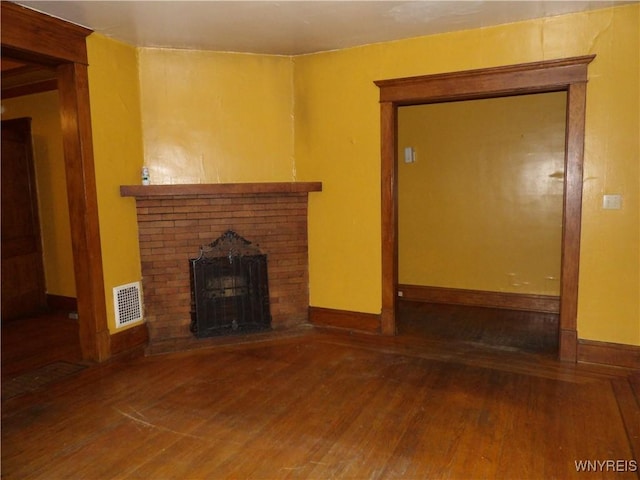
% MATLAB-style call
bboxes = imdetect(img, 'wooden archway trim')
[0,1,89,64]
[1,1,110,361]
[375,55,595,362]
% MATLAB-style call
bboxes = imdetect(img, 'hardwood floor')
[1,310,83,379]
[2,308,638,479]
[397,301,559,356]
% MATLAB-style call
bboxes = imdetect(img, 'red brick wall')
[133,193,311,347]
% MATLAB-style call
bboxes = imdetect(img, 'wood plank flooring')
[398,301,559,354]
[2,307,638,479]
[1,311,83,379]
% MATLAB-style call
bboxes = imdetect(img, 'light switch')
[603,194,622,210]
[404,147,416,164]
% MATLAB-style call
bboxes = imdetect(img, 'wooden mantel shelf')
[120,182,322,198]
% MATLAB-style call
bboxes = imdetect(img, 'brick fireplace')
[121,182,321,353]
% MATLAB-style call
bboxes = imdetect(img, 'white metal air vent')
[113,281,143,328]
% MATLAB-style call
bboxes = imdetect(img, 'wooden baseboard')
[110,323,149,357]
[309,307,381,335]
[46,294,78,312]
[398,284,560,314]
[578,339,640,369]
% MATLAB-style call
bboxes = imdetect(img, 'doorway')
[1,118,47,319]
[375,56,595,362]
[1,106,83,377]
[395,93,565,356]
[1,2,110,361]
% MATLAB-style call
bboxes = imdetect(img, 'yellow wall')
[293,48,383,313]
[295,5,639,345]
[87,38,296,332]
[85,6,638,345]
[1,91,76,297]
[137,49,295,183]
[397,93,566,296]
[87,35,145,332]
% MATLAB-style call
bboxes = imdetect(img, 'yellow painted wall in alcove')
[397,93,567,296]
[2,91,76,298]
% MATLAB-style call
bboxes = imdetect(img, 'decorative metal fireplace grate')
[189,230,271,338]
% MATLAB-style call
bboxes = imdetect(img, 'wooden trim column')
[380,101,397,335]
[57,62,110,361]
[558,82,588,361]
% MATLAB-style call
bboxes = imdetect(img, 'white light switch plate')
[603,194,622,210]
[404,147,415,164]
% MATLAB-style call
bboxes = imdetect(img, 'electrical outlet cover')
[603,194,622,210]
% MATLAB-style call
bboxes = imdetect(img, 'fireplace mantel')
[120,182,322,198]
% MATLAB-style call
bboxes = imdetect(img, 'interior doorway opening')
[376,55,595,362]
[1,117,48,319]
[2,2,110,361]
[395,92,566,356]
[1,105,82,374]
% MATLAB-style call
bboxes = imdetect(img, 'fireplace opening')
[189,230,271,338]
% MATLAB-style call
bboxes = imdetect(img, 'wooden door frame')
[375,55,595,362]
[1,1,110,361]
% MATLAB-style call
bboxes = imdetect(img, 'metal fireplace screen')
[189,230,271,338]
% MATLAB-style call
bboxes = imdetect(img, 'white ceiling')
[16,1,634,55]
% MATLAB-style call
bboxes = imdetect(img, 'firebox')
[189,230,271,338]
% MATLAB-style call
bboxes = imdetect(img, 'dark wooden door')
[1,118,47,319]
